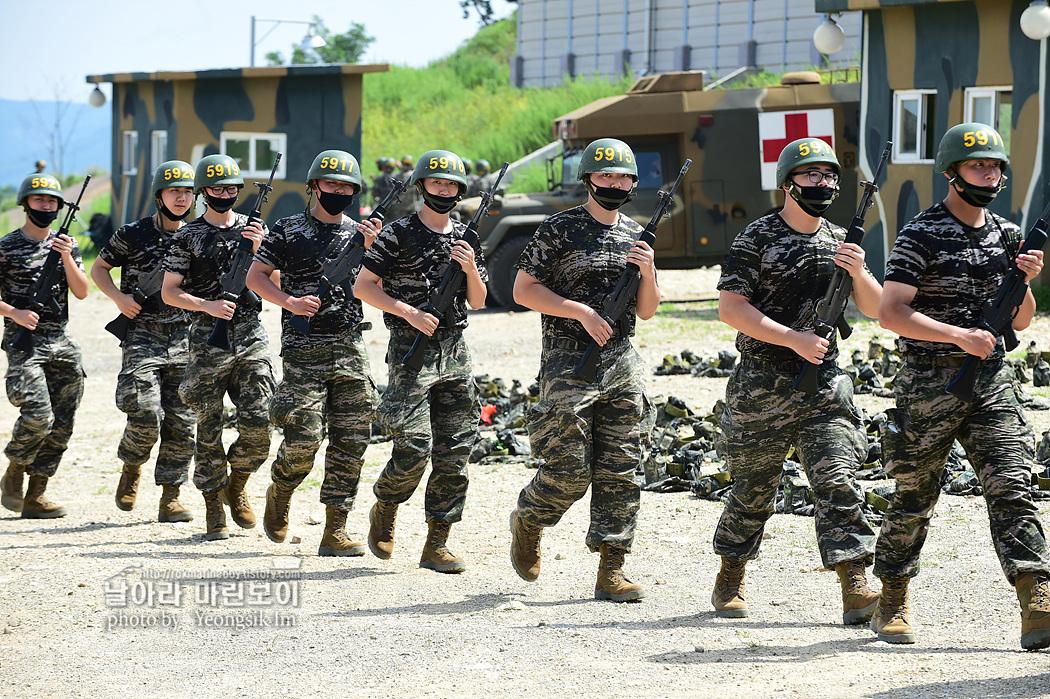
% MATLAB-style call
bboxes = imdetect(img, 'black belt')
[545,336,629,352]
[738,354,807,372]
[906,354,1001,369]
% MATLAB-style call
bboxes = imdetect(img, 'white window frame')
[219,132,288,179]
[150,130,168,173]
[964,86,1011,130]
[892,90,936,163]
[121,130,139,175]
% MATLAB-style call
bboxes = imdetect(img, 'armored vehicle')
[460,70,862,308]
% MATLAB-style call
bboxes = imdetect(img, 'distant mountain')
[0,99,110,188]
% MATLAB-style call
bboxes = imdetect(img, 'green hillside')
[361,13,630,192]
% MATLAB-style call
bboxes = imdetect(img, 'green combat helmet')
[412,149,468,213]
[934,122,1009,173]
[475,159,491,175]
[307,150,362,193]
[152,160,195,198]
[17,173,64,208]
[775,137,840,187]
[400,154,414,170]
[194,154,243,194]
[576,138,639,180]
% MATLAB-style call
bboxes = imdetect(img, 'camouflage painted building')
[85,64,389,227]
[815,0,1049,276]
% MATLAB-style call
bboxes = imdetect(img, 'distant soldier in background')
[355,148,486,574]
[462,158,477,197]
[162,154,275,542]
[34,160,46,173]
[467,159,498,199]
[386,154,419,221]
[248,150,379,557]
[0,173,89,519]
[92,161,197,523]
[371,157,397,211]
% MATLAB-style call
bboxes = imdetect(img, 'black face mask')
[25,207,60,228]
[585,180,633,211]
[317,190,355,216]
[158,200,191,222]
[204,194,238,213]
[789,183,839,217]
[419,186,460,214]
[950,170,1003,208]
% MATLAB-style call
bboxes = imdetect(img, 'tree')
[266,16,375,65]
[22,78,87,179]
[460,0,517,25]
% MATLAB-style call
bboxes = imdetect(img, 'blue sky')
[0,0,518,104]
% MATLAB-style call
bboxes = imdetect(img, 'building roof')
[86,63,389,85]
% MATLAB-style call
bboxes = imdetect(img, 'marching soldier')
[872,123,1050,650]
[247,150,379,556]
[355,149,486,574]
[93,161,196,522]
[710,138,881,624]
[162,154,275,542]
[509,138,659,602]
[0,173,89,518]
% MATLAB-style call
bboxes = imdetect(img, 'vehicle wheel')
[485,235,531,311]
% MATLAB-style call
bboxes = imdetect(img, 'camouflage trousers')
[713,358,875,568]
[179,317,275,494]
[516,338,651,553]
[874,356,1050,585]
[3,329,84,478]
[269,333,377,510]
[372,330,478,522]
[115,321,194,486]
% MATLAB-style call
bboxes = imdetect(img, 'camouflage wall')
[816,0,1048,279]
[88,65,387,227]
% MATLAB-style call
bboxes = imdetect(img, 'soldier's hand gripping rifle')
[289,177,407,336]
[402,162,508,372]
[104,264,167,343]
[11,176,91,353]
[206,153,281,349]
[793,141,892,394]
[946,193,1050,402]
[572,160,691,384]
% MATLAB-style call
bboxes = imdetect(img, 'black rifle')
[793,141,892,394]
[104,263,167,343]
[289,177,407,336]
[206,153,281,349]
[11,176,91,353]
[572,160,692,384]
[402,162,509,372]
[946,194,1050,402]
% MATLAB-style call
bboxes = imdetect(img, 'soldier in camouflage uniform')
[355,148,486,574]
[872,123,1050,650]
[467,159,497,199]
[509,138,659,602]
[711,139,881,624]
[0,173,89,519]
[370,157,397,211]
[162,153,275,542]
[247,149,379,557]
[92,161,196,523]
[385,154,419,222]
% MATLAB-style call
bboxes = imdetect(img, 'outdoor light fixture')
[250,15,327,67]
[813,13,846,55]
[1021,1,1050,41]
[89,85,106,108]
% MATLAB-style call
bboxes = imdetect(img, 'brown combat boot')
[420,521,466,573]
[202,489,229,541]
[509,508,543,582]
[835,560,880,625]
[870,577,917,643]
[223,470,256,529]
[264,483,295,543]
[595,544,645,602]
[712,557,748,617]
[1,462,25,512]
[367,500,398,559]
[158,485,194,522]
[1015,573,1050,651]
[114,463,141,511]
[21,476,67,519]
[318,506,367,557]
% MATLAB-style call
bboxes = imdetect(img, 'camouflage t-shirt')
[885,202,1022,357]
[99,216,186,323]
[255,211,366,349]
[163,213,263,322]
[362,213,489,334]
[0,228,84,334]
[717,212,852,363]
[515,206,647,345]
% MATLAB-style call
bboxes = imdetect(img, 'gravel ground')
[2,269,1050,699]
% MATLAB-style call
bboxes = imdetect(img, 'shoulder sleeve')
[515,217,557,284]
[363,224,398,278]
[164,228,193,276]
[98,224,132,267]
[254,219,286,269]
[884,224,929,288]
[717,222,762,298]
